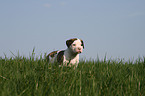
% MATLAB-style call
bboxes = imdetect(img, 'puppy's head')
[66,38,84,54]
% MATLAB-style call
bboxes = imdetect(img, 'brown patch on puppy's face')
[66,38,77,48]
[80,39,84,49]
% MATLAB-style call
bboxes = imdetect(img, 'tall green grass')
[0,55,145,96]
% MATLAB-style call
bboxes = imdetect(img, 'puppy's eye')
[73,44,76,46]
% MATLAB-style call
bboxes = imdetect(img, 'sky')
[0,0,145,61]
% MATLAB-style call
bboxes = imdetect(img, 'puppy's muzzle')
[77,47,82,53]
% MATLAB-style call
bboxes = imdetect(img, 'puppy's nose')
[78,47,81,50]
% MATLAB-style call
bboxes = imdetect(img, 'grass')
[0,55,145,96]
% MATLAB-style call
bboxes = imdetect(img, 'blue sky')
[0,0,145,60]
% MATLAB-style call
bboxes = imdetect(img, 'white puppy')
[47,38,84,67]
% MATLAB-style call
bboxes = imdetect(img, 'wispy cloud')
[43,3,51,8]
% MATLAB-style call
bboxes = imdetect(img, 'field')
[0,54,145,96]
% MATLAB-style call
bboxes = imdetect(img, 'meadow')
[0,54,145,96]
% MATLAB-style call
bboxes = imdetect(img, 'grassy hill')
[0,55,145,96]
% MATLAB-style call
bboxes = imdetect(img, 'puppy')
[47,38,84,67]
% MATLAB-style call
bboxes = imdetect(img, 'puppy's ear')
[80,39,84,49]
[66,38,77,48]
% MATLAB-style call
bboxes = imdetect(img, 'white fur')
[48,38,84,67]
